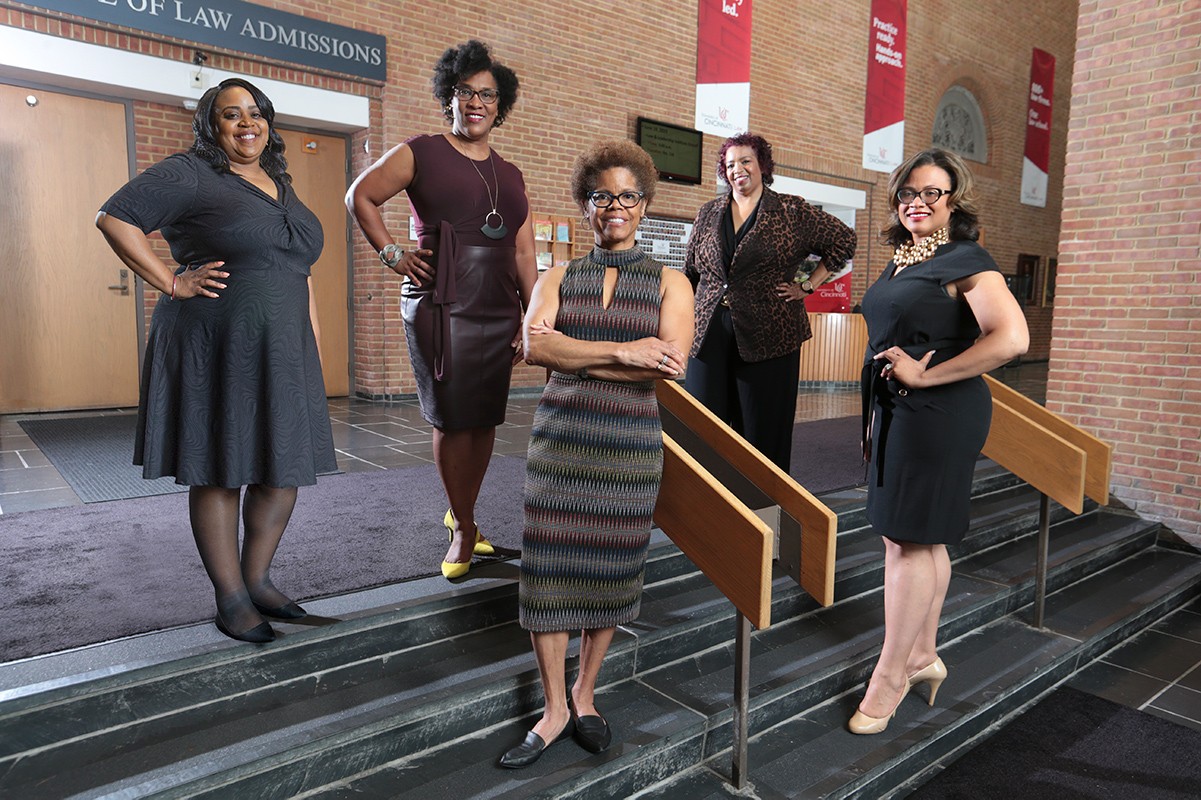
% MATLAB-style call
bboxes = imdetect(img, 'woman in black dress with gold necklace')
[347,41,538,579]
[850,148,1028,734]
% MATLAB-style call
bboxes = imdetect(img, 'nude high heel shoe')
[848,681,910,735]
[907,657,947,706]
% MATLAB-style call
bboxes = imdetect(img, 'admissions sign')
[862,0,907,173]
[28,0,386,81]
[1021,48,1056,207]
[695,0,752,137]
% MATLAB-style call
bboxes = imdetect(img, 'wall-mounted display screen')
[636,117,704,185]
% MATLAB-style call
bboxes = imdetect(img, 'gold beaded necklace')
[893,227,950,269]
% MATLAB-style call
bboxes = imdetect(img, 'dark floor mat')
[18,414,186,503]
[0,456,527,661]
[789,414,865,493]
[909,685,1201,799]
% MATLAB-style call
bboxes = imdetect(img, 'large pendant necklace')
[893,227,949,269]
[461,146,506,240]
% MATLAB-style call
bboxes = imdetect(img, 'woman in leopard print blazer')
[683,133,857,471]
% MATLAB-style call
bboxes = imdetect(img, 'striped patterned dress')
[519,247,666,632]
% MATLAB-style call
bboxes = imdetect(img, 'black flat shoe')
[498,717,576,769]
[214,614,275,644]
[569,699,612,753]
[252,599,307,620]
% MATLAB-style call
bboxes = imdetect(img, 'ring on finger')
[658,354,668,367]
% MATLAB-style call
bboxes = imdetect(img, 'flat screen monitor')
[636,117,704,185]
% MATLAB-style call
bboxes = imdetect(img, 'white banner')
[694,82,750,137]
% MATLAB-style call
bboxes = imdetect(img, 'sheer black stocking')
[189,485,263,635]
[240,484,299,611]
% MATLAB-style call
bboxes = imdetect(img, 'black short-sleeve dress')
[100,152,336,488]
[860,239,1000,544]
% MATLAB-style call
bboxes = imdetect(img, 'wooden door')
[0,84,139,412]
[279,129,350,396]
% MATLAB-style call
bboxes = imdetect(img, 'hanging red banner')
[862,0,907,173]
[695,0,752,138]
[1021,48,1056,207]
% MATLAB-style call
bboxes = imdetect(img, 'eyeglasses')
[588,190,645,209]
[896,187,950,205]
[452,86,499,104]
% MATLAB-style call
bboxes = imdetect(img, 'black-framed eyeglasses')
[588,190,645,209]
[896,187,950,205]
[452,86,499,104]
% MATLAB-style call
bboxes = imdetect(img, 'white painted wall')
[0,26,369,132]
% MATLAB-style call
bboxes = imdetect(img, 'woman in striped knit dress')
[498,141,694,768]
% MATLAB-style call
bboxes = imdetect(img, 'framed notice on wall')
[1042,257,1057,306]
[1013,254,1039,305]
[634,216,693,272]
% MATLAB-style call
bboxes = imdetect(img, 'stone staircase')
[1,461,1198,799]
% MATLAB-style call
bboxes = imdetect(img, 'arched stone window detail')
[932,85,987,163]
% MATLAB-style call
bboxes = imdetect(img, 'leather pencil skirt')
[401,242,521,431]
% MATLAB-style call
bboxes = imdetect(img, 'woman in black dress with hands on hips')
[96,78,335,644]
[850,148,1028,734]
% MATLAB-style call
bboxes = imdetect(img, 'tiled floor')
[1067,599,1201,732]
[4,360,1200,731]
[0,360,1050,514]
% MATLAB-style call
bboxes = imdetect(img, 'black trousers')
[684,305,799,472]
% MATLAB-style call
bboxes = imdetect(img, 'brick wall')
[1051,0,1201,542]
[132,101,195,325]
[6,0,1075,384]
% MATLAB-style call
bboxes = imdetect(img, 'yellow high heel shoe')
[907,657,947,706]
[444,509,495,556]
[848,682,910,735]
[440,557,470,580]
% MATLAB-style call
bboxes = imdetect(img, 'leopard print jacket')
[684,186,858,362]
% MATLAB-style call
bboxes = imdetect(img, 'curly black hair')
[881,148,981,247]
[570,140,659,211]
[716,132,775,186]
[431,40,519,128]
[189,78,290,184]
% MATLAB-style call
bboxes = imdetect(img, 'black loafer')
[253,600,307,620]
[573,711,612,753]
[214,614,275,644]
[498,717,576,769]
[569,697,612,753]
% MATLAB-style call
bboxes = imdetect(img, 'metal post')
[1033,493,1050,629]
[732,612,752,789]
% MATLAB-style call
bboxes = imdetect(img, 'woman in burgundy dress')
[347,41,538,579]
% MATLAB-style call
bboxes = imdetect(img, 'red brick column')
[1050,0,1201,542]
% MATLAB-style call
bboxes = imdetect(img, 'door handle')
[107,268,130,296]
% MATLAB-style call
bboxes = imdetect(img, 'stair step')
[0,465,1028,796]
[186,514,1175,800]
[0,466,1189,800]
[635,546,1201,800]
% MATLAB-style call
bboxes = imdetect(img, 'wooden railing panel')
[798,313,869,383]
[657,381,837,606]
[983,397,1086,514]
[655,433,774,629]
[984,374,1111,505]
